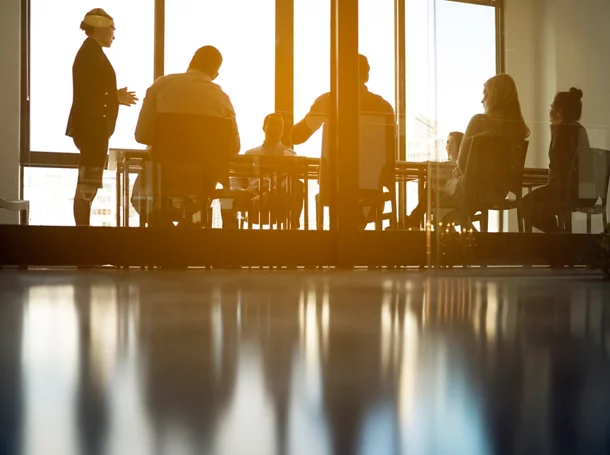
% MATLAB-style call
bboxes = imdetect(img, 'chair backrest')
[462,135,529,208]
[319,113,396,200]
[152,113,237,183]
[575,147,610,202]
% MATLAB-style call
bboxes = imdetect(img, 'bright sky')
[29,0,495,160]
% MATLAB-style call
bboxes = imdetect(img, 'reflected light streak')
[90,285,119,387]
[486,284,498,343]
[380,289,393,376]
[321,285,330,359]
[216,343,276,455]
[399,302,420,429]
[22,285,79,455]
[212,288,224,379]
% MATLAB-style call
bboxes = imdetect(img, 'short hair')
[189,46,223,77]
[553,87,583,122]
[263,113,283,129]
[359,54,370,83]
[81,23,96,36]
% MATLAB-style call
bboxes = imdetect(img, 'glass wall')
[165,0,276,154]
[23,0,501,235]
[26,0,154,226]
[29,0,154,154]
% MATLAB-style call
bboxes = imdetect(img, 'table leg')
[123,161,130,227]
[116,158,122,227]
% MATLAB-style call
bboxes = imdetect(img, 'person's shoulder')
[74,38,102,62]
[469,113,488,123]
[364,90,394,113]
[310,92,331,112]
[283,146,297,156]
[244,146,264,156]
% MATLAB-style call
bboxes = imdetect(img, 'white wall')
[505,0,610,231]
[0,0,21,224]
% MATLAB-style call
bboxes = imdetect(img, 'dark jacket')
[547,121,589,203]
[66,38,119,160]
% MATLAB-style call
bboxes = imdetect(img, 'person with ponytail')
[522,88,590,232]
[66,8,138,226]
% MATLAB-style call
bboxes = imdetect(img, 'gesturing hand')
[117,87,138,106]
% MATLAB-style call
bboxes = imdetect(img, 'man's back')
[135,69,239,150]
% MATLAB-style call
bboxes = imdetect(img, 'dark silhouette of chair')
[559,147,610,233]
[218,156,303,230]
[447,136,529,232]
[147,113,237,226]
[316,114,397,230]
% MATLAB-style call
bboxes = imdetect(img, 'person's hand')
[117,87,138,106]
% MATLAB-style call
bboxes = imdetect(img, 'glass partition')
[29,0,154,154]
[165,0,276,153]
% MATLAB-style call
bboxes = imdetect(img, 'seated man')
[291,54,396,228]
[222,113,304,228]
[132,45,240,225]
[406,131,465,228]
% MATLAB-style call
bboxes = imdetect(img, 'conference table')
[109,148,549,228]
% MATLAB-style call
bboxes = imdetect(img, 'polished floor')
[1,269,610,455]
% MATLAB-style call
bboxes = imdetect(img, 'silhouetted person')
[446,131,464,163]
[522,88,590,232]
[132,45,240,220]
[291,54,395,222]
[407,74,530,228]
[223,113,304,228]
[67,8,138,226]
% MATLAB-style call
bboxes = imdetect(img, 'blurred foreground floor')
[1,269,610,455]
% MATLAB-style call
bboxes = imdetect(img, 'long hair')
[484,74,530,138]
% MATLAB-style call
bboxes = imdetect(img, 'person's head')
[446,131,464,161]
[482,73,530,137]
[550,87,583,124]
[189,46,223,80]
[263,113,284,143]
[359,54,370,84]
[80,8,115,48]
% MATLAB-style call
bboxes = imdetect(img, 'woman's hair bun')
[569,87,583,100]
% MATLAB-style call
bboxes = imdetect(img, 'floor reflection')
[1,271,610,455]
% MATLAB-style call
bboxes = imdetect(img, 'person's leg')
[522,186,559,232]
[72,136,108,227]
[407,185,432,228]
[74,183,98,226]
[221,209,239,229]
[292,180,305,229]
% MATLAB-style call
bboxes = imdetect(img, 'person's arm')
[456,115,485,174]
[134,82,157,146]
[291,93,329,144]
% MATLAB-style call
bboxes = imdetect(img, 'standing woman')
[66,8,138,226]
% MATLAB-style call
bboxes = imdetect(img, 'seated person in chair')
[291,54,396,228]
[132,45,240,225]
[406,74,530,229]
[522,88,590,232]
[222,113,304,228]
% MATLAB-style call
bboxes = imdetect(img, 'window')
[23,167,123,226]
[293,0,330,160]
[164,0,275,154]
[436,1,496,145]
[29,0,154,155]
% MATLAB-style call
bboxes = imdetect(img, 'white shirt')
[230,142,297,191]
[135,69,240,152]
